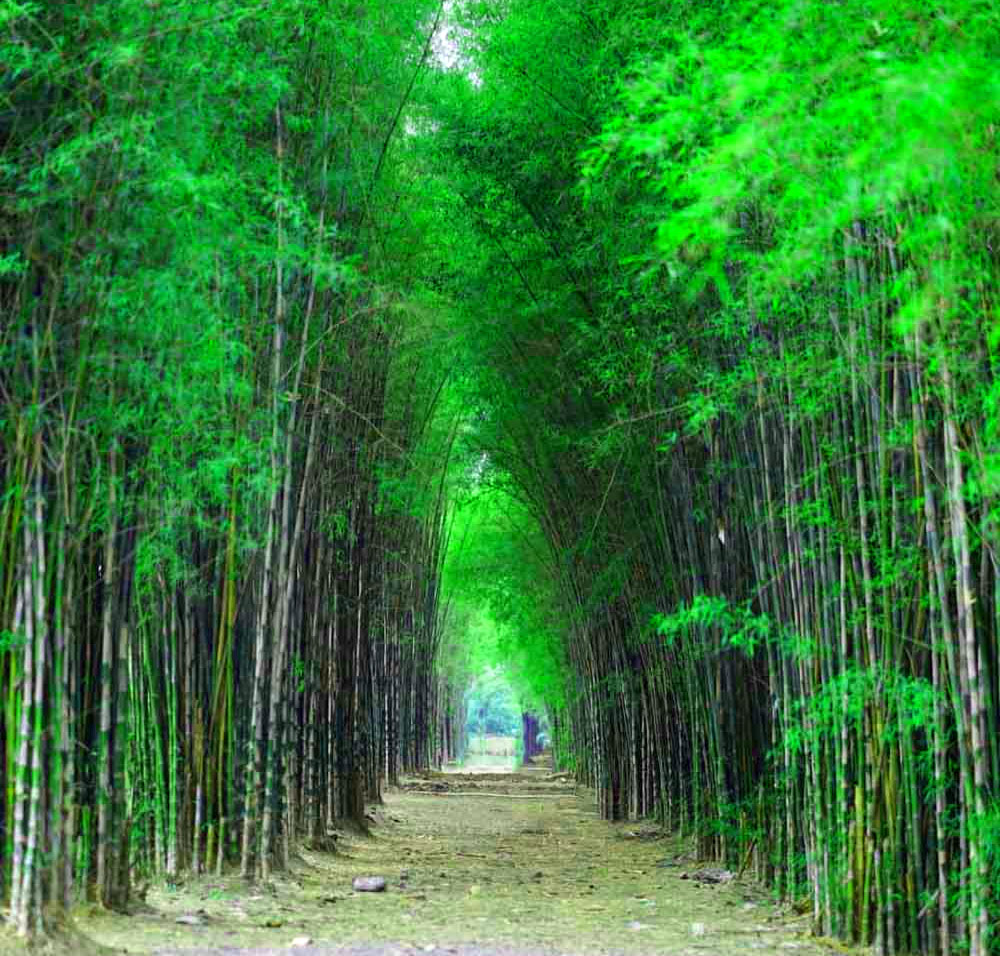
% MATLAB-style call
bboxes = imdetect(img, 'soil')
[75,763,853,956]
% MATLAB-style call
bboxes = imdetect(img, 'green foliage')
[652,595,771,656]
[979,801,1000,931]
[0,0,465,921]
[0,629,26,652]
[586,0,999,341]
[3,0,998,947]
[440,484,570,719]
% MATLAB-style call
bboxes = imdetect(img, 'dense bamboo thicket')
[417,1,1000,953]
[2,0,999,954]
[0,0,461,937]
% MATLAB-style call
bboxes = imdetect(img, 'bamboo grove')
[2,0,1000,955]
[418,0,1000,953]
[0,0,463,938]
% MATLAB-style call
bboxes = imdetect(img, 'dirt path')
[81,768,842,956]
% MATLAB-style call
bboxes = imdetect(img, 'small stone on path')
[353,875,387,892]
[174,913,205,926]
[290,937,313,947]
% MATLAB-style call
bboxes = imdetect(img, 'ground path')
[81,765,841,956]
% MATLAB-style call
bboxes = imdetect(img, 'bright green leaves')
[440,484,570,719]
[589,0,1000,316]
[783,667,944,757]
[0,629,27,652]
[0,0,38,26]
[652,594,771,657]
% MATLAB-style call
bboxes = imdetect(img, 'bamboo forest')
[1,1,998,954]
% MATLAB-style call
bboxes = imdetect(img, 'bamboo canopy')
[1,1,998,954]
